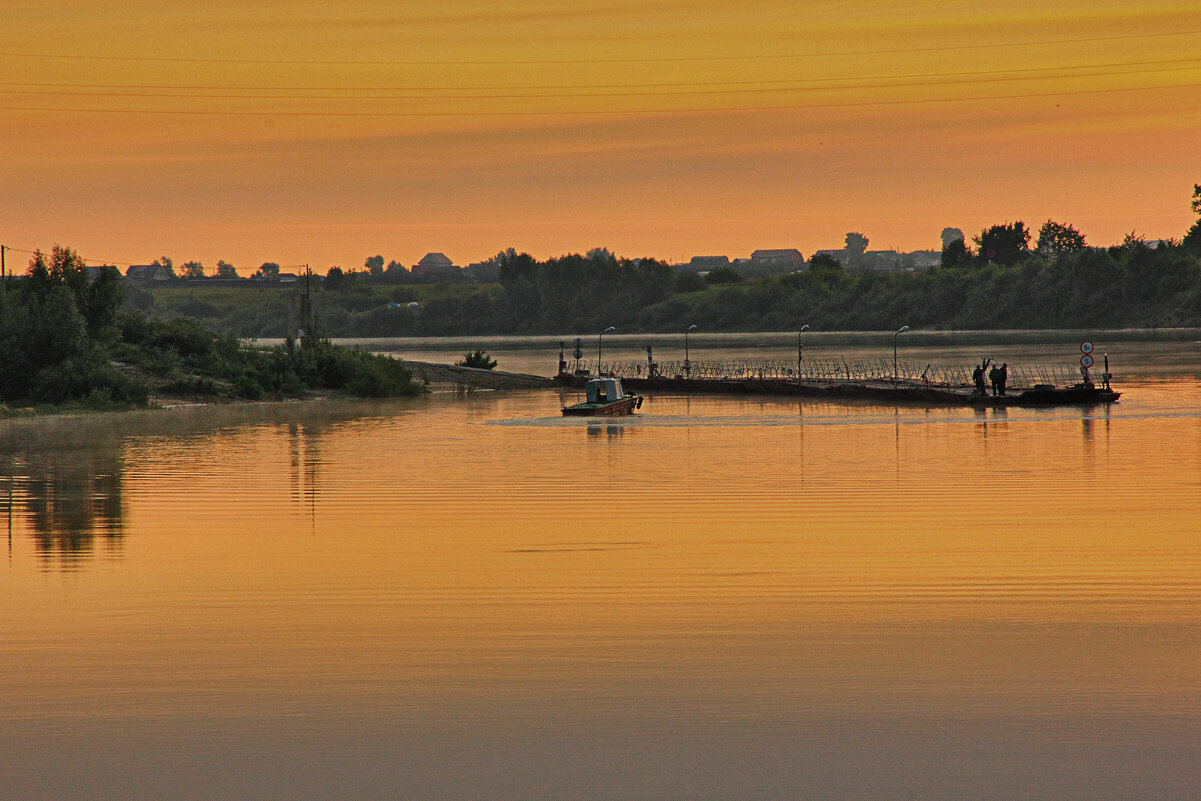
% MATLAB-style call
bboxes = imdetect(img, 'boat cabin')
[586,377,625,403]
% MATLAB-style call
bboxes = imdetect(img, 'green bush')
[457,349,497,369]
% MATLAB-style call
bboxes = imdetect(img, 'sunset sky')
[3,1,1199,272]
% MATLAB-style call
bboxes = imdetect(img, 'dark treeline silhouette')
[0,246,423,408]
[134,188,1201,337]
[281,234,1198,337]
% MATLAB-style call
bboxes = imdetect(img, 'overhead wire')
[2,64,1199,102]
[0,28,1197,65]
[2,55,1201,93]
[2,80,1200,118]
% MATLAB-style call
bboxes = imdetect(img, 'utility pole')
[1,244,7,293]
[298,264,314,348]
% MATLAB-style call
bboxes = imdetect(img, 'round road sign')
[1081,354,1094,368]
[1081,341,1094,354]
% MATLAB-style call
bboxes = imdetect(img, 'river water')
[2,334,1199,800]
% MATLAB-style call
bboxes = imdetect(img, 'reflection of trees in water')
[2,447,125,567]
[1,398,409,568]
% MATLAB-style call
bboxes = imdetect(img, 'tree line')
[112,185,1201,338]
[0,246,423,409]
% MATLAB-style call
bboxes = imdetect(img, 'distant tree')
[705,266,744,284]
[940,227,965,250]
[216,260,238,278]
[974,222,1031,267]
[808,253,843,274]
[323,266,345,290]
[586,246,616,264]
[940,237,972,269]
[365,255,385,278]
[1036,220,1087,259]
[1120,231,1147,252]
[180,260,205,279]
[844,232,869,259]
[254,262,281,281]
[1184,184,1201,254]
[383,260,411,283]
[457,349,497,370]
[497,249,538,284]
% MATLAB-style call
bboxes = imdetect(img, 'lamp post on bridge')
[684,324,697,377]
[598,326,615,375]
[893,325,910,386]
[797,324,809,381]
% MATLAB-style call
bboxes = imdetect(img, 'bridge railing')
[582,358,1092,390]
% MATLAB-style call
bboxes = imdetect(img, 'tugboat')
[562,377,643,417]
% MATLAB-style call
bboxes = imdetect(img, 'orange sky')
[2,1,1200,272]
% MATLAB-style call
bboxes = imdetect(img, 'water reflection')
[586,422,624,440]
[0,398,421,569]
[0,425,126,567]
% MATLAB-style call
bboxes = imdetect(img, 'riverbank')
[405,361,555,390]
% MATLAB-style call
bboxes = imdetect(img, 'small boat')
[562,377,643,416]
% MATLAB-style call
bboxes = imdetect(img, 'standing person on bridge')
[988,363,1002,396]
[972,359,990,395]
[998,363,1009,395]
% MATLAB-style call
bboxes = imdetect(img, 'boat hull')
[561,395,642,416]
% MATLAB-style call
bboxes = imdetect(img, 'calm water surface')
[2,338,1199,800]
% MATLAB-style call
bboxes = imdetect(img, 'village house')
[411,252,461,281]
[750,249,804,270]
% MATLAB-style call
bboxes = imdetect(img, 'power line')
[2,64,1198,102]
[0,245,139,267]
[0,29,1198,66]
[2,79,1199,118]
[2,56,1199,93]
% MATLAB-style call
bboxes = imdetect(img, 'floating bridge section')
[555,358,1119,407]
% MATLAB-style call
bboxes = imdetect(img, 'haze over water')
[2,336,1199,800]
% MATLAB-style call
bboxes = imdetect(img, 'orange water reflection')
[1,374,1199,798]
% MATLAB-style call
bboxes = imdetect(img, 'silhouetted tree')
[365,255,384,278]
[1036,220,1087,259]
[254,262,281,281]
[808,253,844,274]
[940,227,965,249]
[180,260,205,279]
[586,246,616,264]
[974,222,1031,267]
[940,237,971,269]
[844,232,869,262]
[1184,183,1201,254]
[383,260,411,283]
[216,260,238,278]
[324,266,345,290]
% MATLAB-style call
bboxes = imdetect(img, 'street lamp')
[598,326,615,375]
[893,325,910,385]
[684,324,697,377]
[797,324,809,381]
